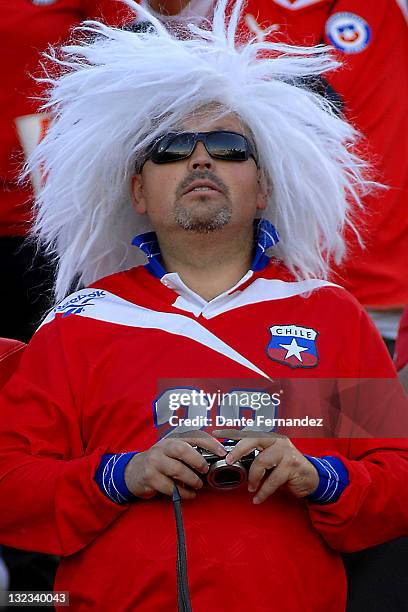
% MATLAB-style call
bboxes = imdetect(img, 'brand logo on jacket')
[267,324,319,368]
[325,12,371,54]
[55,290,106,317]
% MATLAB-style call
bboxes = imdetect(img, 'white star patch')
[279,338,309,362]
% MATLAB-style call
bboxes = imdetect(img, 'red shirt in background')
[0,0,135,237]
[237,0,408,309]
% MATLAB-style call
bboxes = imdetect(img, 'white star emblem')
[279,338,309,362]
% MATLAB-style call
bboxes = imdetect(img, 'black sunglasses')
[146,130,258,165]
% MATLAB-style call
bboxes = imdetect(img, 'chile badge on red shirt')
[267,324,319,368]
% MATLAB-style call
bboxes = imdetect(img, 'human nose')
[187,141,214,171]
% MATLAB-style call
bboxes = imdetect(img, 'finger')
[246,446,281,491]
[246,461,267,493]
[224,433,282,464]
[163,442,210,474]
[141,470,186,497]
[149,472,197,500]
[224,438,260,464]
[171,430,227,457]
[253,463,290,504]
[156,437,210,472]
[174,483,198,501]
[213,431,283,464]
[159,456,204,490]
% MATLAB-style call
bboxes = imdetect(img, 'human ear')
[255,170,269,212]
[131,174,147,214]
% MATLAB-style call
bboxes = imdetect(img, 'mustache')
[175,170,229,199]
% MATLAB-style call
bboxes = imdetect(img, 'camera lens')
[207,461,247,489]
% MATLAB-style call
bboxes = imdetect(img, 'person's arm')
[307,310,408,552]
[218,430,408,553]
[219,307,408,552]
[0,322,128,557]
[306,438,408,552]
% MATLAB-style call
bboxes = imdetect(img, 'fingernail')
[253,497,261,504]
[248,485,255,492]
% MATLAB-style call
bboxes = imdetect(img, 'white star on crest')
[279,338,309,362]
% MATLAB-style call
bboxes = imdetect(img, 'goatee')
[174,170,232,233]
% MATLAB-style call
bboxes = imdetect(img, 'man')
[0,1,407,610]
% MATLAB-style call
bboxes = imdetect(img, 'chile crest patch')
[267,324,319,369]
[325,12,371,54]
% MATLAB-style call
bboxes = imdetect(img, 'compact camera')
[194,443,259,490]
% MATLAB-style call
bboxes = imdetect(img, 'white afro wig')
[26,0,372,301]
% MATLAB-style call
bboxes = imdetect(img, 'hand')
[124,432,226,500]
[213,430,319,504]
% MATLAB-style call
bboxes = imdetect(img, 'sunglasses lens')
[152,133,195,163]
[206,132,249,161]
[149,131,254,165]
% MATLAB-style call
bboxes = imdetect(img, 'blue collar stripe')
[131,232,167,278]
[251,219,280,272]
[132,218,280,279]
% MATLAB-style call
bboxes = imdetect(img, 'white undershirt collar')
[161,269,254,317]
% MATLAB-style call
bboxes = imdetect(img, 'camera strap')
[172,484,193,612]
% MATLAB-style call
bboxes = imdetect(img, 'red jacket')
[1,261,408,610]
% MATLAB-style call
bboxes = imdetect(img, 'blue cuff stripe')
[305,455,349,504]
[94,452,138,505]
